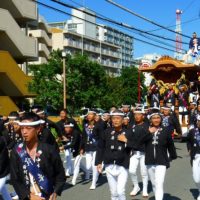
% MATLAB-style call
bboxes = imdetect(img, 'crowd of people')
[0,95,199,200]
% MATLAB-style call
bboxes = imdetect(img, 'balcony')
[0,9,38,60]
[1,0,37,23]
[38,43,50,59]
[28,30,52,47]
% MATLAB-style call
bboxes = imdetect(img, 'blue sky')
[38,0,200,58]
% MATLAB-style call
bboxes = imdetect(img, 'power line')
[183,0,198,13]
[32,0,184,54]
[50,0,188,45]
[147,17,200,33]
[106,0,191,39]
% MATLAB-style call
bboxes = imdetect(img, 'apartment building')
[0,0,38,114]
[28,15,52,65]
[49,7,123,75]
[51,28,121,75]
[97,25,134,67]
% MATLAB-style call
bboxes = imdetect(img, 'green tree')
[29,50,147,113]
[28,50,63,110]
[67,53,107,113]
[119,66,147,105]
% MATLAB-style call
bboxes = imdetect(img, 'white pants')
[147,165,166,200]
[85,151,99,186]
[0,176,12,200]
[64,149,73,175]
[192,154,200,192]
[129,152,148,193]
[72,155,87,183]
[106,164,128,200]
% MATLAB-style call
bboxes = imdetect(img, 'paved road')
[4,142,198,200]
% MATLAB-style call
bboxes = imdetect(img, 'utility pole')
[62,51,67,109]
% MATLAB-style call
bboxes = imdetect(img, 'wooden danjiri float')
[139,55,200,138]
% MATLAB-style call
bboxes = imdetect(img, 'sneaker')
[89,184,96,190]
[65,172,70,177]
[71,179,76,186]
[130,186,140,196]
[12,195,19,200]
[142,191,149,198]
[197,195,200,200]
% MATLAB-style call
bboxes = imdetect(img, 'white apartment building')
[49,7,122,75]
[51,28,121,75]
[97,25,134,67]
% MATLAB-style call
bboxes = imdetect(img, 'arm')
[95,131,106,166]
[166,129,177,160]
[186,130,193,152]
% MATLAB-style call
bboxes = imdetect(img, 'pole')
[63,57,66,109]
[138,70,141,103]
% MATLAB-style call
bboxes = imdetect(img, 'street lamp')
[62,51,67,109]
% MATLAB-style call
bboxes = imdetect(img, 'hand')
[2,116,7,121]
[49,193,57,200]
[149,127,158,134]
[117,134,127,143]
[30,193,45,200]
[62,136,68,141]
[59,146,64,151]
[97,164,102,173]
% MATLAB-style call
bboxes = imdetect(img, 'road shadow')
[190,188,199,199]
[149,193,181,200]
[97,174,108,187]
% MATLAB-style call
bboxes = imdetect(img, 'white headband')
[110,112,124,116]
[134,110,145,114]
[18,120,43,126]
[36,111,45,115]
[64,123,74,127]
[18,111,25,114]
[149,113,161,119]
[162,107,171,110]
[8,116,17,119]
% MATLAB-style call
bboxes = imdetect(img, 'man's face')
[197,120,200,128]
[150,115,162,127]
[13,122,20,133]
[190,104,195,110]
[95,115,101,122]
[123,118,129,126]
[112,116,123,128]
[87,113,95,122]
[163,109,170,116]
[20,120,40,142]
[122,107,129,113]
[102,114,110,121]
[64,127,73,134]
[38,113,45,119]
[193,33,197,38]
[60,111,67,120]
[134,113,144,123]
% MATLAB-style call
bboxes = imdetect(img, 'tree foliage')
[28,50,147,113]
